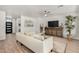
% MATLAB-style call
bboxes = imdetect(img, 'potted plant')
[65,15,76,41]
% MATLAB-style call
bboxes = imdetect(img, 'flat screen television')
[48,21,59,27]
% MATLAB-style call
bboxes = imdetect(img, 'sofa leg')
[49,49,53,53]
[16,40,23,46]
[51,49,53,52]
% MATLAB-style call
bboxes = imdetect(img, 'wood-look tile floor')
[53,37,79,53]
[0,34,79,53]
[0,34,33,53]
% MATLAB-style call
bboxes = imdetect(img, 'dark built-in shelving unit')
[6,22,12,34]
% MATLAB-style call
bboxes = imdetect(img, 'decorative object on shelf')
[40,24,43,33]
[40,24,45,35]
[60,23,63,27]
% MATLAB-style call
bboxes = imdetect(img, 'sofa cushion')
[24,32,35,36]
[33,34,44,41]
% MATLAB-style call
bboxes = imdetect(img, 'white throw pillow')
[24,32,35,36]
[33,35,44,41]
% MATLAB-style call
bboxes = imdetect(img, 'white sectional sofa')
[16,32,53,53]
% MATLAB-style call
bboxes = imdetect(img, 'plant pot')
[67,34,72,41]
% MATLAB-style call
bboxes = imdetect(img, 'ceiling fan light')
[44,14,47,16]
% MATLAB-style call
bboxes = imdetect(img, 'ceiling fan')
[40,5,63,17]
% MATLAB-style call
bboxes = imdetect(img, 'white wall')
[77,18,79,34]
[12,19,16,33]
[72,17,79,40]
[21,16,42,33]
[16,18,21,32]
[0,11,6,40]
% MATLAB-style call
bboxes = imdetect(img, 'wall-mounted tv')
[48,21,59,27]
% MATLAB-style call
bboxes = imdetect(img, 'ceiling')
[0,5,77,18]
